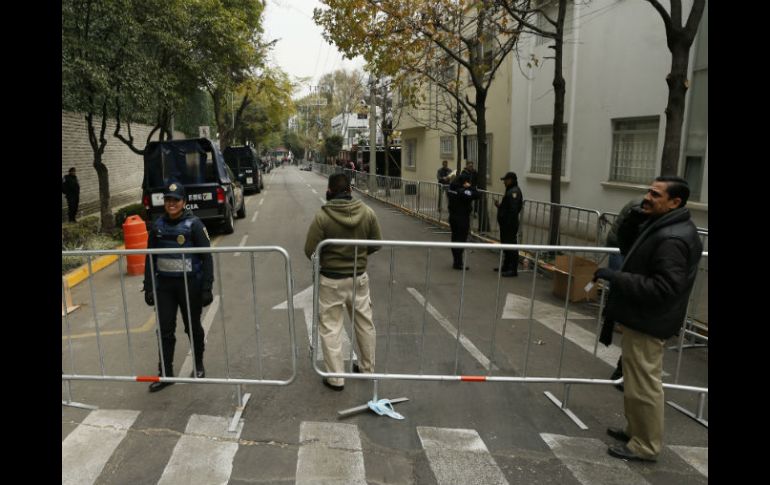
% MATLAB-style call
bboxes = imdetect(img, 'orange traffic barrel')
[123,215,148,275]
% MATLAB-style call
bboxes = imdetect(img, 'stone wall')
[61,111,185,222]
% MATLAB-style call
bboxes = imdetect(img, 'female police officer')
[143,182,214,392]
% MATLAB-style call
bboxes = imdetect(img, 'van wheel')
[236,200,246,219]
[222,206,235,234]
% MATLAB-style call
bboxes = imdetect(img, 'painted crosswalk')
[63,409,708,484]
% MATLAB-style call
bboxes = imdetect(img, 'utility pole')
[368,76,377,181]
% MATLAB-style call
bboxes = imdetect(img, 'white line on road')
[540,433,650,485]
[318,197,326,204]
[417,427,509,485]
[259,198,264,206]
[179,296,220,378]
[62,409,140,485]
[669,445,708,477]
[407,287,497,371]
[251,210,259,223]
[233,235,248,257]
[311,188,318,194]
[157,415,243,485]
[296,422,366,485]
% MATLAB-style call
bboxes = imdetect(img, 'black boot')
[149,365,174,392]
[192,358,205,378]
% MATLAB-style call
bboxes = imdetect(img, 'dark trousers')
[155,277,205,375]
[66,195,79,222]
[449,215,470,266]
[499,224,519,272]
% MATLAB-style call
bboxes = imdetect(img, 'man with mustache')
[594,176,702,462]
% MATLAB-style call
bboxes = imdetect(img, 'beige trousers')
[318,273,376,386]
[621,325,666,459]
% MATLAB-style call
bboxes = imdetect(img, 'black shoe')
[148,380,174,393]
[500,270,518,277]
[493,267,500,272]
[453,265,470,270]
[606,427,630,442]
[607,444,657,462]
[191,363,205,378]
[352,362,362,373]
[322,378,344,391]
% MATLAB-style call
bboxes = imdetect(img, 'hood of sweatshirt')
[322,198,368,229]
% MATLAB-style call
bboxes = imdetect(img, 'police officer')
[447,173,480,269]
[494,171,524,276]
[143,182,214,392]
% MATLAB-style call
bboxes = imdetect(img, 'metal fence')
[62,246,297,430]
[311,239,708,427]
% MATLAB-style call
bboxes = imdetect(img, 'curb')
[63,244,126,288]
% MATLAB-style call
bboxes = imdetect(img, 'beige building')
[395,0,708,228]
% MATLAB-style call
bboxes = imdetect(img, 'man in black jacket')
[494,171,523,276]
[447,174,479,269]
[61,167,80,222]
[594,176,702,462]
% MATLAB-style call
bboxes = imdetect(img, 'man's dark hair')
[655,175,690,207]
[69,167,76,174]
[328,173,351,194]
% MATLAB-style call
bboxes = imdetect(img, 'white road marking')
[502,293,668,375]
[407,287,497,371]
[251,210,259,223]
[62,409,140,485]
[157,415,243,485]
[311,188,318,194]
[296,422,366,485]
[233,235,248,257]
[417,427,508,485]
[669,445,708,477]
[540,433,650,485]
[318,197,326,204]
[273,286,357,362]
[259,198,264,206]
[179,296,219,378]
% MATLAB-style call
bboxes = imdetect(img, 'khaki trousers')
[318,273,376,386]
[621,325,666,459]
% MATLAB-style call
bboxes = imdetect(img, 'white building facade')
[331,106,384,150]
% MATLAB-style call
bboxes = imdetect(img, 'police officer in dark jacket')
[594,176,702,462]
[61,167,80,222]
[143,182,214,392]
[447,173,480,269]
[494,172,523,276]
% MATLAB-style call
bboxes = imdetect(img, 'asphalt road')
[62,165,708,485]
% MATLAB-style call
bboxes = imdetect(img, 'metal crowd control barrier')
[62,245,296,430]
[312,239,708,428]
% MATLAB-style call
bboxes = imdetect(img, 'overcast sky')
[263,0,366,98]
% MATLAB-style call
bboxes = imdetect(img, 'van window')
[144,140,218,188]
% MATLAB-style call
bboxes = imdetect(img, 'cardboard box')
[552,255,599,302]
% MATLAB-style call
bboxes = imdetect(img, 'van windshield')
[224,147,256,172]
[144,140,218,188]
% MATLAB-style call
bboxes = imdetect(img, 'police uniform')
[447,175,480,269]
[143,183,214,392]
[496,172,523,276]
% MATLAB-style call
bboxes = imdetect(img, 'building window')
[406,139,417,168]
[440,136,454,159]
[530,125,567,176]
[610,117,659,184]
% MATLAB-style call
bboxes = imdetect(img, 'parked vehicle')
[142,138,246,234]
[223,145,263,194]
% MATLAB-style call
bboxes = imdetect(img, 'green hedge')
[115,203,147,228]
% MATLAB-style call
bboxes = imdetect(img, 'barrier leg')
[229,384,251,433]
[544,383,588,430]
[62,379,97,410]
[337,379,409,418]
[666,392,708,428]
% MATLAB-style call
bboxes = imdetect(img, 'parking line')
[251,210,259,223]
[233,235,248,256]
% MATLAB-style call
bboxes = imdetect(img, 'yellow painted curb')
[64,244,126,288]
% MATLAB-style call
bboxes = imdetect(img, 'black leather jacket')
[603,207,703,340]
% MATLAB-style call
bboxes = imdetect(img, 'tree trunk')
[660,42,690,175]
[548,0,568,247]
[86,104,114,233]
[475,89,491,233]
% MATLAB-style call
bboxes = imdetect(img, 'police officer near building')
[143,182,214,392]
[61,167,80,222]
[494,171,524,276]
[447,173,480,269]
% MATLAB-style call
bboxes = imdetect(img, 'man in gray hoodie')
[305,173,383,391]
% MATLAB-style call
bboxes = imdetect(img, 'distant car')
[142,138,246,234]
[223,145,263,194]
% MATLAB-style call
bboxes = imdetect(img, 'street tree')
[644,0,706,175]
[62,0,136,232]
